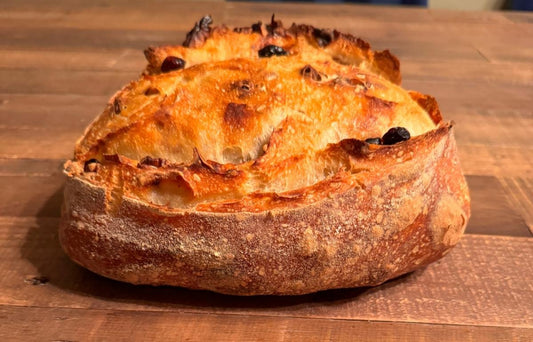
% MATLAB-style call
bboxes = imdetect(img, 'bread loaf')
[60,16,470,295]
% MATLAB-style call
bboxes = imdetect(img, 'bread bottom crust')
[59,127,470,295]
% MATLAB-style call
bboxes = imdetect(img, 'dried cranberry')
[161,56,186,73]
[313,28,333,47]
[84,159,100,172]
[258,45,288,58]
[113,98,121,114]
[365,137,382,145]
[382,127,410,145]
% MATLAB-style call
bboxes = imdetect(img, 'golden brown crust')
[143,16,401,84]
[60,17,470,295]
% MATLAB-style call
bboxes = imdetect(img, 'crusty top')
[66,16,442,213]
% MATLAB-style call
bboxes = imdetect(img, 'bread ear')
[409,91,443,124]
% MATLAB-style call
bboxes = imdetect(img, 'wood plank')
[0,0,222,11]
[442,22,533,63]
[0,158,64,177]
[499,177,533,234]
[0,6,493,64]
[428,8,513,24]
[1,216,532,327]
[0,159,65,218]
[0,94,107,129]
[0,49,145,72]
[0,26,184,52]
[0,1,226,31]
[1,305,532,342]
[2,49,531,83]
[0,158,530,237]
[403,79,533,113]
[4,127,532,177]
[452,109,533,149]
[0,128,79,160]
[0,20,483,64]
[0,69,138,96]
[402,60,533,86]
[503,12,533,24]
[466,175,531,236]
[0,1,433,28]
[458,145,533,178]
[0,173,64,218]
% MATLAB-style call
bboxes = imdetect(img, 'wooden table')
[1,1,532,340]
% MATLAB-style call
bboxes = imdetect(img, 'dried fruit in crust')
[60,16,470,295]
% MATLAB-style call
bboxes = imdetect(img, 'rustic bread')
[60,16,470,295]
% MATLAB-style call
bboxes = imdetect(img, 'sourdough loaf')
[60,16,470,295]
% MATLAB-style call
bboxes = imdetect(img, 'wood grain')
[0,94,107,129]
[467,176,530,236]
[0,159,64,217]
[0,69,137,96]
[0,49,145,72]
[1,305,532,342]
[499,177,533,234]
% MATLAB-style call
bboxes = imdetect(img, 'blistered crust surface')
[68,17,438,212]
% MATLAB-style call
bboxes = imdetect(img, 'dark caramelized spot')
[258,45,288,58]
[339,139,370,158]
[183,15,213,48]
[365,137,382,145]
[251,21,264,34]
[84,159,100,173]
[382,127,410,145]
[300,65,322,81]
[233,27,252,34]
[161,56,186,73]
[266,14,284,36]
[313,28,333,47]
[138,156,167,168]
[153,106,172,128]
[224,102,253,128]
[113,98,121,114]
[144,87,160,96]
